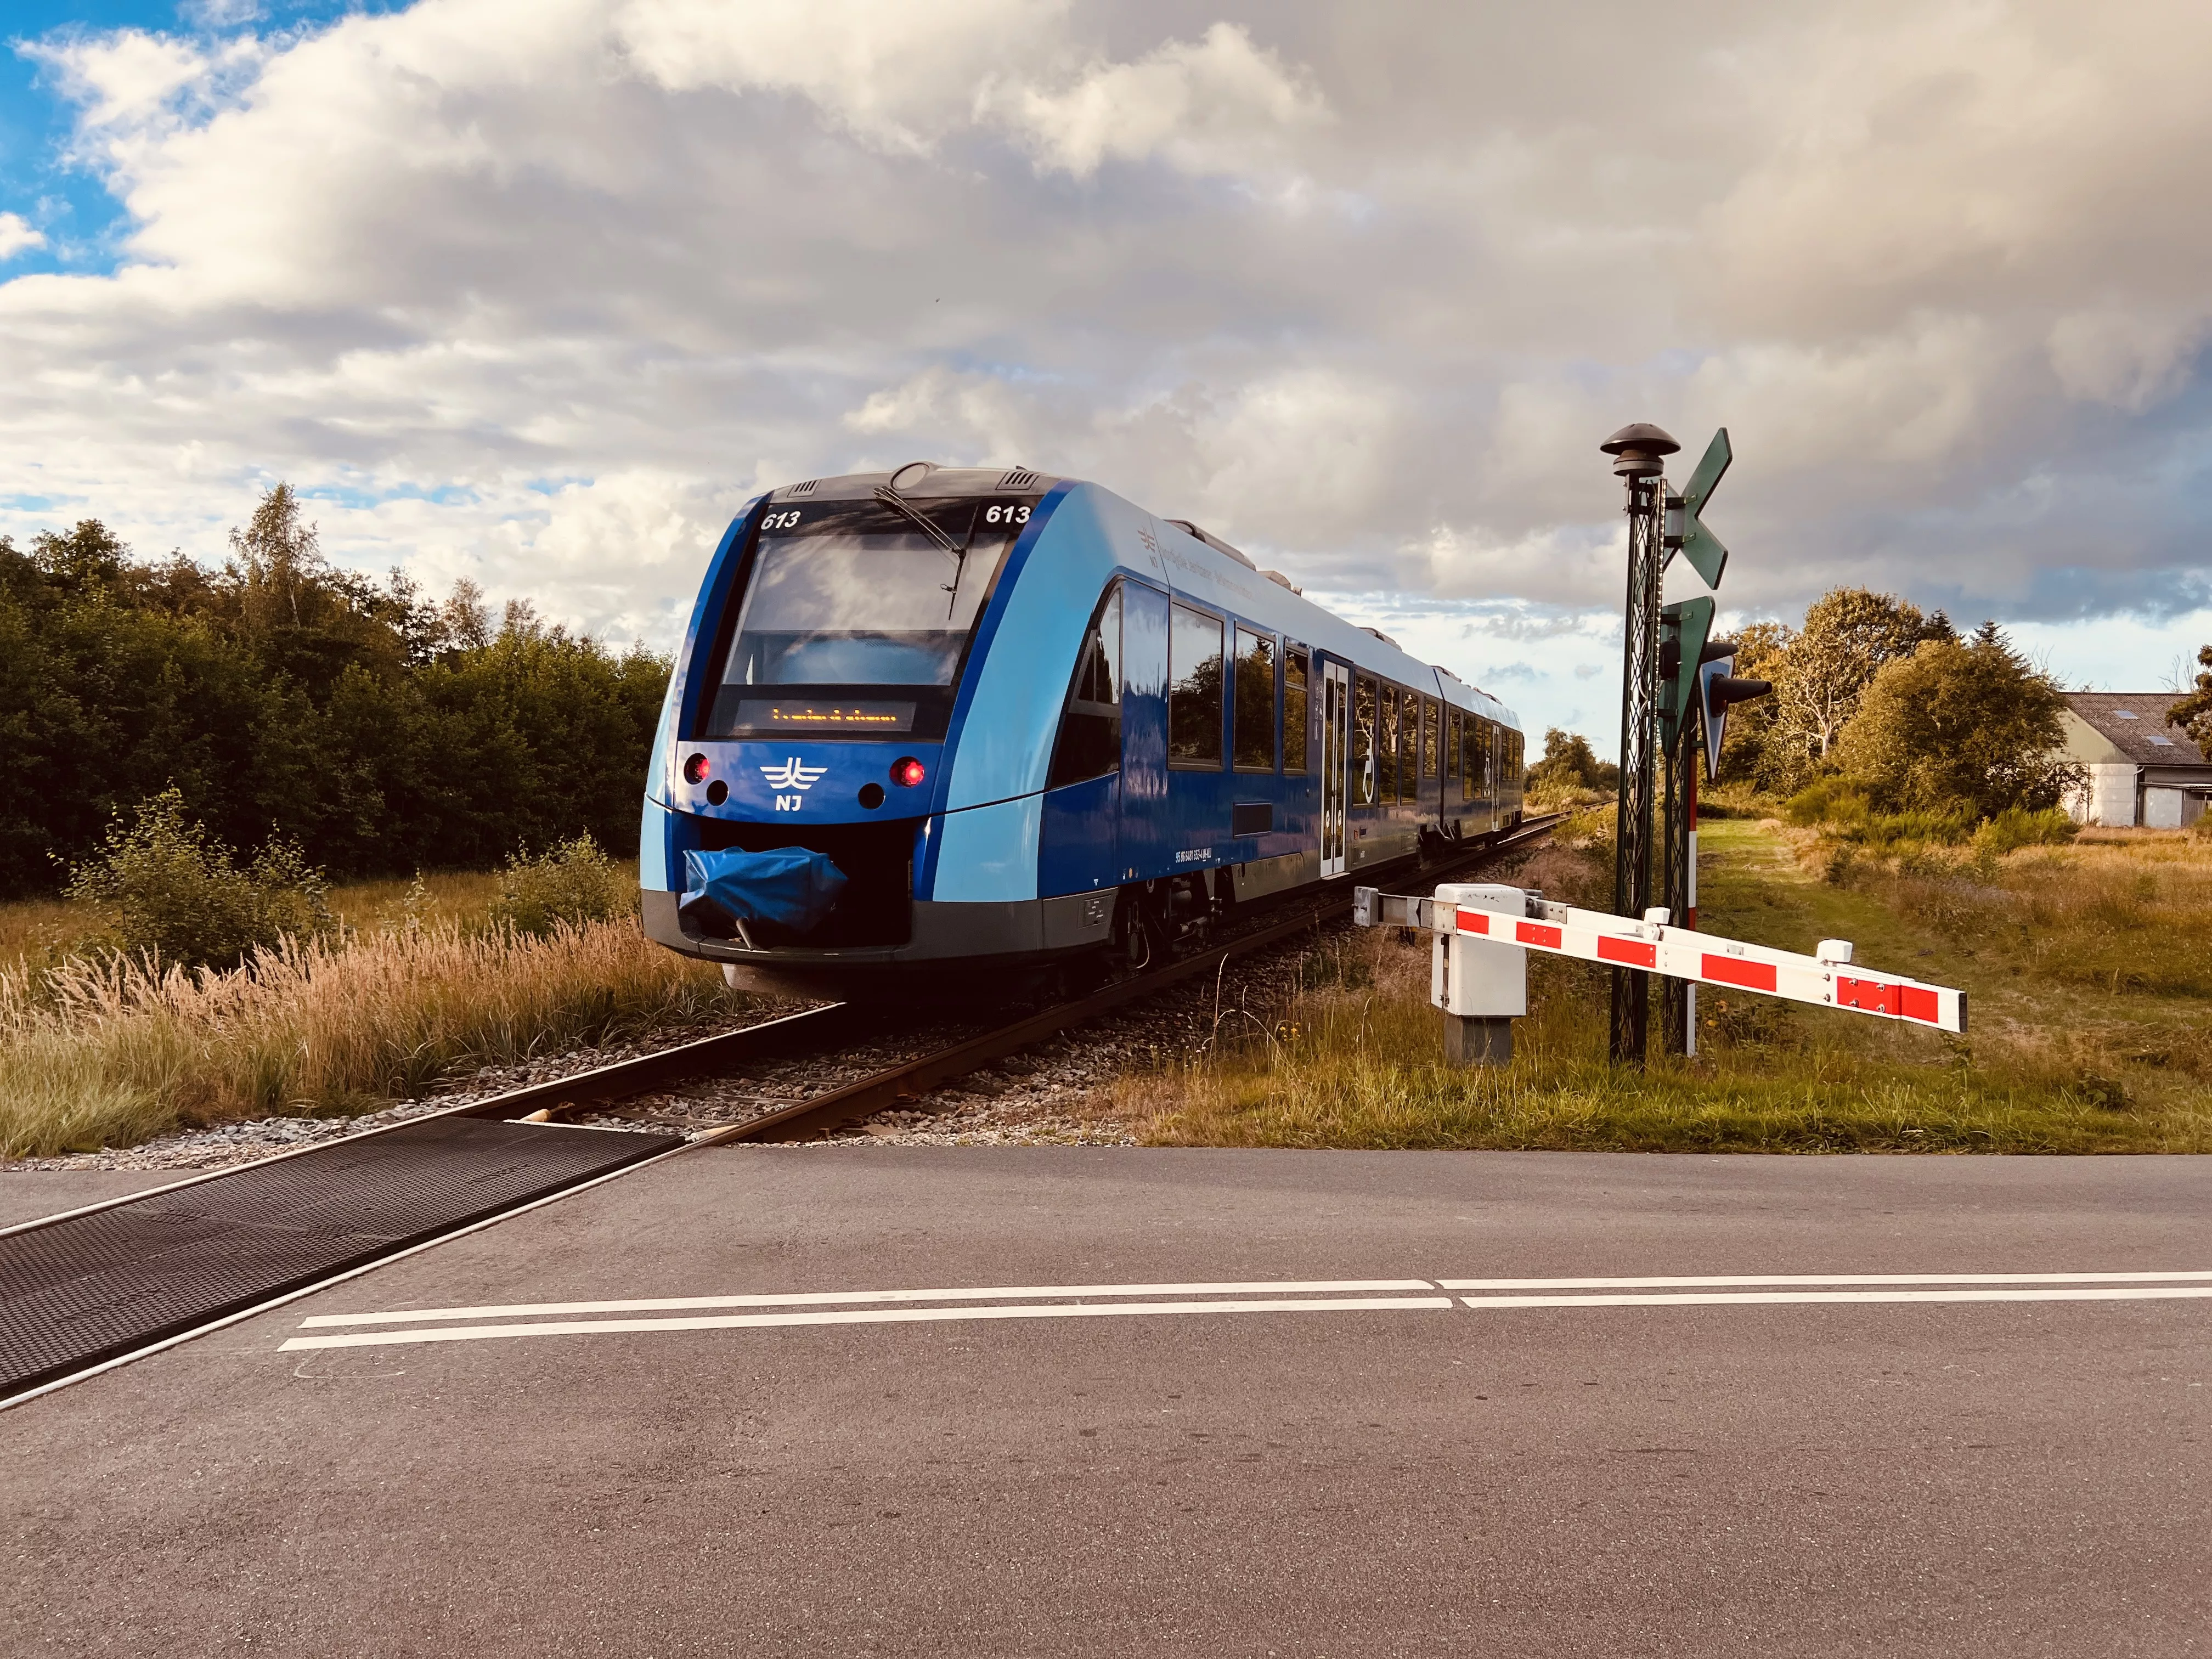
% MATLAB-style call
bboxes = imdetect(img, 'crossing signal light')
[1697,665,1771,781]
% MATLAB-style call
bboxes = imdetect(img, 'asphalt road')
[5,1149,2208,1656]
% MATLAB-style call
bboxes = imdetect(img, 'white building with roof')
[2057,693,2212,827]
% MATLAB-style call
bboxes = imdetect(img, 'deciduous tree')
[1832,623,2076,817]
[1760,588,1952,789]
[2168,644,2212,748]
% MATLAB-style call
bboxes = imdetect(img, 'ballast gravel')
[618,924,1342,1148]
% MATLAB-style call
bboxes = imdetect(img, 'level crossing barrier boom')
[1353,881,1965,1065]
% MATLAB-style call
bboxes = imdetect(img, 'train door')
[1320,659,1350,877]
[1119,581,1172,878]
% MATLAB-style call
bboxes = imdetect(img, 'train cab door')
[1118,581,1172,877]
[1320,659,1350,878]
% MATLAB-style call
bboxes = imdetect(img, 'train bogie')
[640,464,1523,998]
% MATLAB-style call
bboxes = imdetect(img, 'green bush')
[1972,806,2079,857]
[1782,777,1876,828]
[1787,784,2075,863]
[64,788,333,968]
[490,833,632,936]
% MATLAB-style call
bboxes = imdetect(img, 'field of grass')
[0,867,755,1160]
[1120,816,2212,1152]
[0,868,509,971]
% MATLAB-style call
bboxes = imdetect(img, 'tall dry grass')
[1119,928,2212,1153]
[1118,819,2212,1153]
[1876,831,2212,1001]
[0,917,744,1159]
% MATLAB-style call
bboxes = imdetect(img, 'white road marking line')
[297,1279,1439,1328]
[1459,1286,2212,1309]
[280,1296,1455,1351]
[1442,1271,2212,1290]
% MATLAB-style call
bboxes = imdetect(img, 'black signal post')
[1598,424,1678,1065]
[1598,424,1753,1068]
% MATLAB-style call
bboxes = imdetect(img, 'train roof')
[756,463,1521,730]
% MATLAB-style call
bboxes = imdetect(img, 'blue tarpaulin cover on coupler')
[681,847,848,936]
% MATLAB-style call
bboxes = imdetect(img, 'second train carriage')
[640,463,1524,996]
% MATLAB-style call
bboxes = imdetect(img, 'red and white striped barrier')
[1356,887,1967,1035]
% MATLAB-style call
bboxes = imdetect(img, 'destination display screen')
[726,697,918,733]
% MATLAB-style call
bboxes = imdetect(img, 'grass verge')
[0,916,746,1159]
[1119,816,2212,1152]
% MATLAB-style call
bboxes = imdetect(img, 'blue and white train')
[641,463,1524,996]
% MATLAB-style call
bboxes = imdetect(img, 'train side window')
[1047,585,1121,789]
[1422,698,1440,782]
[1461,715,1477,803]
[1398,690,1418,803]
[1379,687,1400,803]
[1283,646,1310,773]
[1353,675,1376,804]
[1444,709,1461,791]
[1401,693,1419,802]
[1169,603,1225,769]
[1233,627,1277,772]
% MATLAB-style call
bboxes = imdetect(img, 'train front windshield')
[706,497,1032,740]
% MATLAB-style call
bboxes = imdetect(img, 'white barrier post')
[1430,883,1527,1065]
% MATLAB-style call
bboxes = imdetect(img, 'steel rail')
[701,815,1564,1146]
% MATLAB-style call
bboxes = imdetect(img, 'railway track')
[0,816,1558,1411]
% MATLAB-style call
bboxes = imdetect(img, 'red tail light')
[683,753,710,784]
[890,757,926,788]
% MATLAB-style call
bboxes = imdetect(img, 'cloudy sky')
[5,0,2210,750]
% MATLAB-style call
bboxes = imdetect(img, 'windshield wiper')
[872,485,963,561]
[872,484,969,614]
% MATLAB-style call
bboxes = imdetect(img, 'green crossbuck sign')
[1667,427,1731,590]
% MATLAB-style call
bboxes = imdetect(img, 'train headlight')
[890,757,926,788]
[683,753,710,785]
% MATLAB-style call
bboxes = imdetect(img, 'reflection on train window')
[1461,716,1480,803]
[1283,646,1310,773]
[1398,693,1419,801]
[1379,687,1399,804]
[1444,708,1461,790]
[725,510,996,687]
[1233,628,1276,772]
[1168,603,1225,769]
[708,496,1017,737]
[1422,698,1440,781]
[1047,585,1122,789]
[1353,675,1376,805]
[1400,691,1417,800]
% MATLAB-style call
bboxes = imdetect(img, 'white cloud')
[2047,309,2209,412]
[0,214,44,260]
[986,20,1328,179]
[3,0,2210,755]
[616,0,1057,154]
